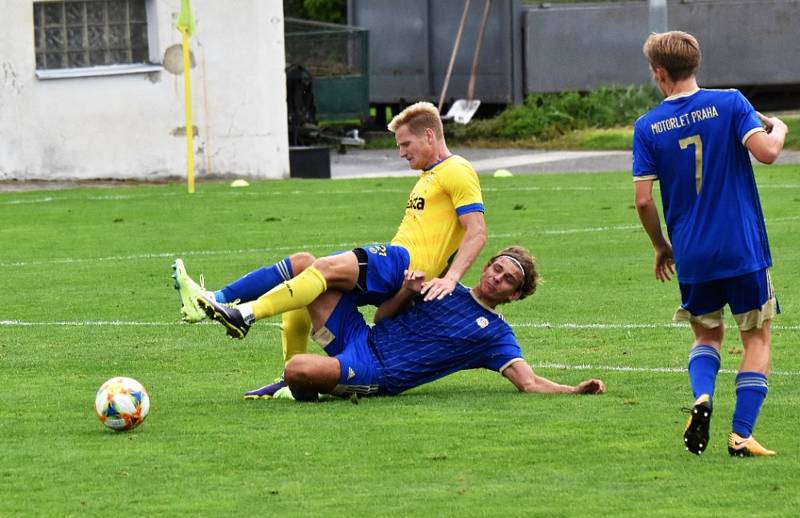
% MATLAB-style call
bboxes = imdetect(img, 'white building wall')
[0,0,289,180]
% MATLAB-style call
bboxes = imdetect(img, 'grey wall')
[349,0,800,104]
[348,0,523,104]
[525,0,800,92]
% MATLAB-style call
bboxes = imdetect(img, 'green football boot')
[171,258,208,323]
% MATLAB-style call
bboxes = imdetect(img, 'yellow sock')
[281,308,311,365]
[251,266,327,320]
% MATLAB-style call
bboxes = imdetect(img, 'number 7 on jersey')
[679,135,703,194]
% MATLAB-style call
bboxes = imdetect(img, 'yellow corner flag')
[176,0,196,193]
[176,0,196,36]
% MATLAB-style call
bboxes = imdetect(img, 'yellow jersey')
[391,155,484,280]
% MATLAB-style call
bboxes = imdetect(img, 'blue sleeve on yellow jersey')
[456,202,484,216]
[438,157,484,213]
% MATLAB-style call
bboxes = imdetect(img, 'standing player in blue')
[209,246,605,399]
[633,32,788,457]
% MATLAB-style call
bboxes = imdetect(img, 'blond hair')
[387,101,444,140]
[643,31,701,81]
[487,246,539,300]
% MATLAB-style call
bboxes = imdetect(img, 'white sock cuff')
[239,303,256,325]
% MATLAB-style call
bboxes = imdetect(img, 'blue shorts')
[351,244,410,306]
[676,269,780,330]
[311,293,385,396]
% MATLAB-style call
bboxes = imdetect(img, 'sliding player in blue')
[173,101,487,399]
[633,31,788,456]
[200,246,605,400]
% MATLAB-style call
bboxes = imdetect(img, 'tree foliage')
[284,0,346,24]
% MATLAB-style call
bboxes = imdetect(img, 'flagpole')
[176,0,196,194]
[181,26,195,194]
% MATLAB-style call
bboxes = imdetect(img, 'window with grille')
[33,0,151,72]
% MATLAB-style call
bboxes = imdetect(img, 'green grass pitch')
[1,166,799,516]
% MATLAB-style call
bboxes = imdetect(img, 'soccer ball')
[94,377,150,431]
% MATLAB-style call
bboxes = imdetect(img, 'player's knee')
[311,254,342,281]
[311,255,333,273]
[284,356,305,384]
[694,327,724,347]
[289,252,315,275]
[286,355,339,392]
[311,253,358,288]
[284,357,325,401]
[284,355,317,385]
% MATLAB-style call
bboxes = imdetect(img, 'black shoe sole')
[728,443,757,457]
[684,401,712,455]
[197,298,247,339]
[171,263,179,290]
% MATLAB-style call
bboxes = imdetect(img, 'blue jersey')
[368,284,523,395]
[632,88,770,283]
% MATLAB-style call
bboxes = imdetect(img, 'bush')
[285,0,346,24]
[446,86,662,143]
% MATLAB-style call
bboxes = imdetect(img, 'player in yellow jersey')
[174,102,487,398]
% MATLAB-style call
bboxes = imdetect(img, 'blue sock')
[688,344,720,400]
[732,371,768,438]
[214,258,293,303]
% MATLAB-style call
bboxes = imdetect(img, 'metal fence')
[284,18,369,121]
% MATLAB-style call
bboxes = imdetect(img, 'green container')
[314,75,369,121]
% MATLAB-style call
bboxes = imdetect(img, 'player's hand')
[756,111,788,135]
[756,111,774,132]
[574,379,605,394]
[421,276,457,301]
[654,243,674,282]
[401,270,426,294]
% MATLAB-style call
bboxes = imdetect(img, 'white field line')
[3,319,799,331]
[0,320,176,326]
[0,228,625,267]
[0,186,622,206]
[0,245,354,268]
[0,186,616,205]
[492,224,642,237]
[1,215,797,268]
[530,362,800,377]
[0,190,406,206]
[2,319,799,376]
[3,183,799,206]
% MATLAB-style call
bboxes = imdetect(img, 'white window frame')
[33,0,163,80]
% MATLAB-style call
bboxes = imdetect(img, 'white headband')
[498,255,527,285]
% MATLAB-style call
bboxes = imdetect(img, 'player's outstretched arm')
[421,211,486,301]
[747,112,788,164]
[502,361,605,395]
